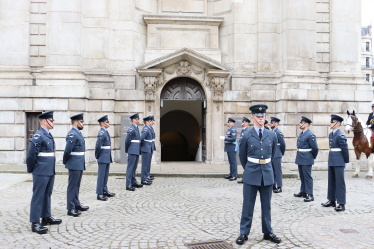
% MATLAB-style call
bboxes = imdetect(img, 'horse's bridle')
[347,115,368,147]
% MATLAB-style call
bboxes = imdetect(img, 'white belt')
[225,141,233,143]
[37,152,55,157]
[101,146,111,149]
[71,152,85,155]
[297,148,312,152]
[144,139,153,142]
[247,157,271,164]
[277,143,280,146]
[330,148,342,152]
[131,140,140,143]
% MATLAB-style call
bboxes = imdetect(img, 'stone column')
[37,0,86,86]
[0,0,32,85]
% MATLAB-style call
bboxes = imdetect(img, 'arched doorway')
[160,77,206,161]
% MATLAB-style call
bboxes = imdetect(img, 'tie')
[259,129,262,139]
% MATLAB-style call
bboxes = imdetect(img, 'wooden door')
[26,112,42,150]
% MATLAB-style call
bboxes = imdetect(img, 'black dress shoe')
[263,233,281,243]
[321,200,336,207]
[294,192,307,198]
[97,194,108,201]
[31,223,48,234]
[235,234,248,245]
[273,187,282,193]
[126,186,136,191]
[132,183,143,188]
[67,209,81,217]
[304,194,314,202]
[76,205,89,211]
[229,177,237,181]
[41,217,62,226]
[224,175,232,179]
[141,181,152,185]
[335,204,345,211]
[147,176,154,180]
[273,185,277,190]
[237,179,243,184]
[103,191,115,197]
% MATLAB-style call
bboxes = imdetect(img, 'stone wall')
[0,0,371,170]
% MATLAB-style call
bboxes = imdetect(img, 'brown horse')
[345,110,374,178]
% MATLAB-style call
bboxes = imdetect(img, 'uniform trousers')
[240,178,273,235]
[67,170,82,210]
[126,154,139,186]
[327,166,346,204]
[30,174,55,223]
[227,151,238,177]
[141,152,152,182]
[298,165,313,195]
[272,158,283,188]
[96,163,110,195]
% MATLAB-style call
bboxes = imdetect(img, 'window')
[366,74,370,82]
[367,42,370,52]
[366,57,370,67]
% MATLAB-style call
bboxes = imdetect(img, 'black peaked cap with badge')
[143,116,152,121]
[331,114,344,123]
[300,116,312,124]
[130,113,139,120]
[271,117,281,123]
[228,118,236,123]
[151,116,155,121]
[70,113,84,121]
[38,111,54,120]
[97,115,109,123]
[249,104,268,117]
[242,117,250,123]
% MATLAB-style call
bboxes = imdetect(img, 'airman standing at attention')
[294,116,319,202]
[63,113,89,217]
[221,118,238,181]
[238,117,251,184]
[125,113,143,191]
[321,114,349,212]
[148,116,156,181]
[236,104,281,245]
[27,111,62,234]
[95,115,115,201]
[140,116,154,186]
[270,117,286,193]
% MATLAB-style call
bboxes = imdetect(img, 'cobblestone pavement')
[1,171,374,249]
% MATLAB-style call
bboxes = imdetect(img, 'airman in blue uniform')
[63,113,89,217]
[140,116,154,185]
[238,117,251,184]
[321,114,349,211]
[27,111,62,234]
[270,117,286,193]
[95,115,115,201]
[236,104,281,245]
[125,113,143,191]
[221,118,238,181]
[294,116,319,202]
[148,116,156,181]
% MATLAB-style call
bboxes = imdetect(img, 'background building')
[361,24,374,98]
[0,0,371,170]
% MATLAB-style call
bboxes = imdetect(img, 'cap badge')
[259,107,262,111]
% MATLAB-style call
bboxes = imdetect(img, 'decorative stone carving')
[143,76,159,101]
[176,60,191,76]
[210,77,226,101]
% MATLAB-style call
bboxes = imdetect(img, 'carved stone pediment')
[136,48,232,101]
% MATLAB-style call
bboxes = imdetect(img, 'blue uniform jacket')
[274,128,286,158]
[125,124,141,155]
[328,129,349,166]
[95,128,112,164]
[224,126,237,152]
[295,129,319,165]
[150,126,156,151]
[239,127,278,186]
[63,128,85,171]
[140,125,153,153]
[26,128,55,176]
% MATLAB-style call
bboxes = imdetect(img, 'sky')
[362,0,374,26]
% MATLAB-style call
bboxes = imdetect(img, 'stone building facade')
[361,25,374,97]
[0,0,372,170]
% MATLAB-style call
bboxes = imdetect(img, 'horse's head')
[345,110,357,134]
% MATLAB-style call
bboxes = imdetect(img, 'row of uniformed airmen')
[27,111,116,234]
[223,105,350,245]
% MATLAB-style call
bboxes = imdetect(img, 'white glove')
[345,163,348,169]
[219,136,225,140]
